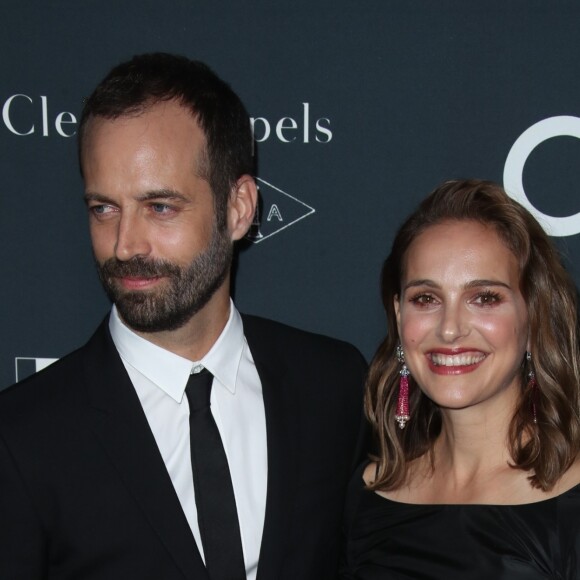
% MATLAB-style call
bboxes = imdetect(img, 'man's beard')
[96,224,233,333]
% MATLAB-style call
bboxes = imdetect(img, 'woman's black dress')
[341,462,580,579]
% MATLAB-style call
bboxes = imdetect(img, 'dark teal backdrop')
[2,1,580,387]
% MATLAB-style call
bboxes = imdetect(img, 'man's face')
[81,100,233,333]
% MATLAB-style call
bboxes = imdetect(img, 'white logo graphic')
[503,115,580,237]
[246,178,315,243]
[2,94,77,137]
[15,357,57,382]
[250,102,332,144]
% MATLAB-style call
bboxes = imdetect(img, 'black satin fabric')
[341,462,580,579]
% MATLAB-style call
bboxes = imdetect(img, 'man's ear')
[227,175,258,241]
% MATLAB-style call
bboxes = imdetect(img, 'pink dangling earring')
[526,351,538,424]
[395,343,410,429]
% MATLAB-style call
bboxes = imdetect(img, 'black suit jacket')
[0,314,367,580]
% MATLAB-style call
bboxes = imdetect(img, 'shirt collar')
[109,300,244,402]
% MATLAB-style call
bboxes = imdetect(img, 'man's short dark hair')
[78,52,254,225]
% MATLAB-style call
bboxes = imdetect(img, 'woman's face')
[394,220,529,414]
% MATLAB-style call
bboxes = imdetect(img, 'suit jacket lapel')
[243,316,300,580]
[82,319,209,580]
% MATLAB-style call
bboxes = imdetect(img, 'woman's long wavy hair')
[366,179,580,492]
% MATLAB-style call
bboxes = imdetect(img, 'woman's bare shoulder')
[362,461,378,486]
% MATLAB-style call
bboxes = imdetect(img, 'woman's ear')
[394,294,402,336]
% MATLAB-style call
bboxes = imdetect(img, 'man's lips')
[426,349,487,375]
[115,276,164,290]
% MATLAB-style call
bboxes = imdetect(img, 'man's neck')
[124,291,231,362]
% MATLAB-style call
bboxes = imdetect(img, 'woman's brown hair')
[366,179,580,491]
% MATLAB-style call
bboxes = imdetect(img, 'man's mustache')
[98,257,181,279]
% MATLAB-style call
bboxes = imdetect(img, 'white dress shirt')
[109,302,267,580]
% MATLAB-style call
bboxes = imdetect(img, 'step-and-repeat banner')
[2,1,580,388]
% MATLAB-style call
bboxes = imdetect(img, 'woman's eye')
[410,294,437,306]
[473,291,501,306]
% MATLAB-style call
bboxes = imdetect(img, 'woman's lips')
[426,350,487,375]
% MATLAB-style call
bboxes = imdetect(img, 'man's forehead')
[82,106,206,160]
[80,101,209,183]
[85,99,201,135]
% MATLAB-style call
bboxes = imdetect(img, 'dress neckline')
[360,461,580,508]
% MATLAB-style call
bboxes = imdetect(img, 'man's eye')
[90,205,114,215]
[151,203,171,213]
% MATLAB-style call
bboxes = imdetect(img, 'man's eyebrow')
[83,192,112,205]
[83,189,188,205]
[135,189,188,202]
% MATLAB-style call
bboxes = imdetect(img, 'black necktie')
[185,368,246,580]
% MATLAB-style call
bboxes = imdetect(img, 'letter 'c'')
[503,115,580,237]
[2,94,34,135]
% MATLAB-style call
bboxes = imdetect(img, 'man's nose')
[114,213,152,262]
